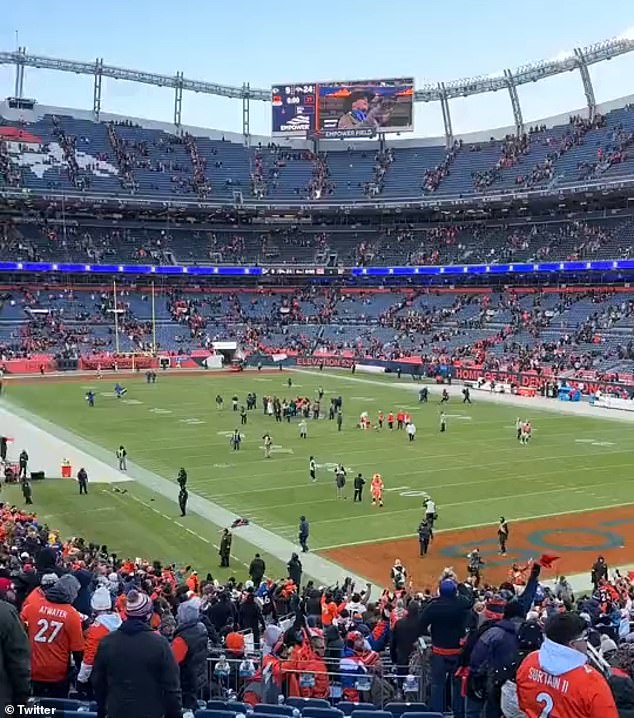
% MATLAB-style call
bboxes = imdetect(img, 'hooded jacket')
[470,617,523,676]
[390,601,422,667]
[516,639,619,717]
[20,574,83,684]
[0,599,30,713]
[77,612,122,683]
[92,618,182,718]
[172,600,208,709]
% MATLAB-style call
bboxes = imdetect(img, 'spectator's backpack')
[459,619,499,699]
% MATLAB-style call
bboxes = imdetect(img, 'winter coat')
[73,569,94,616]
[390,601,422,667]
[288,558,302,586]
[419,584,474,652]
[92,618,182,718]
[0,600,30,713]
[239,596,264,644]
[470,618,522,676]
[173,620,208,705]
[206,597,236,631]
[609,669,634,718]
[249,558,266,582]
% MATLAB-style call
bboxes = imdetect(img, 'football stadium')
[2,6,634,717]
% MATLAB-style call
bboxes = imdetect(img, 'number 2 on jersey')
[537,691,554,718]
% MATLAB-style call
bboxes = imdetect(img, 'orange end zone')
[321,505,634,589]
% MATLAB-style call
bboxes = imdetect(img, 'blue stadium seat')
[36,698,96,712]
[351,711,391,718]
[336,703,376,715]
[196,710,244,718]
[252,713,293,718]
[286,698,331,710]
[253,706,296,717]
[302,708,344,718]
[401,713,443,718]
[206,701,250,714]
[60,712,98,718]
[384,704,431,717]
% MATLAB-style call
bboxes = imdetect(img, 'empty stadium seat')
[286,698,332,710]
[350,710,392,718]
[36,698,97,712]
[302,707,345,718]
[384,704,431,717]
[206,701,250,714]
[251,712,294,718]
[196,710,244,718]
[254,706,296,717]
[401,713,443,718]
[336,702,376,715]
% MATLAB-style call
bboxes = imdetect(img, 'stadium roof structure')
[2,32,634,141]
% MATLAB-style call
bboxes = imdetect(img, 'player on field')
[299,418,308,439]
[262,433,273,459]
[216,394,224,410]
[335,464,347,499]
[371,473,384,507]
[309,456,317,483]
[114,383,127,399]
[521,421,532,445]
[377,411,384,429]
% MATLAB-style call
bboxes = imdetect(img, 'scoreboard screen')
[271,84,317,137]
[271,78,414,139]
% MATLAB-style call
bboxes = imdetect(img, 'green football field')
[3,369,634,579]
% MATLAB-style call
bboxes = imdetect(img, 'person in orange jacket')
[185,570,200,595]
[387,412,395,430]
[285,629,330,700]
[76,586,122,693]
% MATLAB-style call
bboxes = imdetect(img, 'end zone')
[321,504,634,589]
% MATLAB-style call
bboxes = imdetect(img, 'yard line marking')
[195,459,634,499]
[308,481,634,527]
[316,500,634,550]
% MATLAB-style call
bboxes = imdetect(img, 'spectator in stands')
[76,586,122,695]
[390,598,422,682]
[419,575,474,717]
[171,596,209,711]
[0,597,31,713]
[21,573,84,698]
[92,589,182,718]
[516,612,619,717]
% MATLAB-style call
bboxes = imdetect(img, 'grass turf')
[5,370,634,575]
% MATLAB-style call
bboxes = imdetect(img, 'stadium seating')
[253,705,297,717]
[3,103,634,201]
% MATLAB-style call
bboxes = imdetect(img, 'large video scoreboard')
[271,78,414,139]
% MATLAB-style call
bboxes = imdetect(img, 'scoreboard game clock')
[271,84,317,137]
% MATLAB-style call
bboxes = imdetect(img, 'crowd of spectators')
[421,140,461,193]
[309,153,335,200]
[473,133,531,191]
[364,148,394,197]
[3,503,634,717]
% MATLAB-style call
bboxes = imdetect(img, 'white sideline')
[0,402,383,594]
